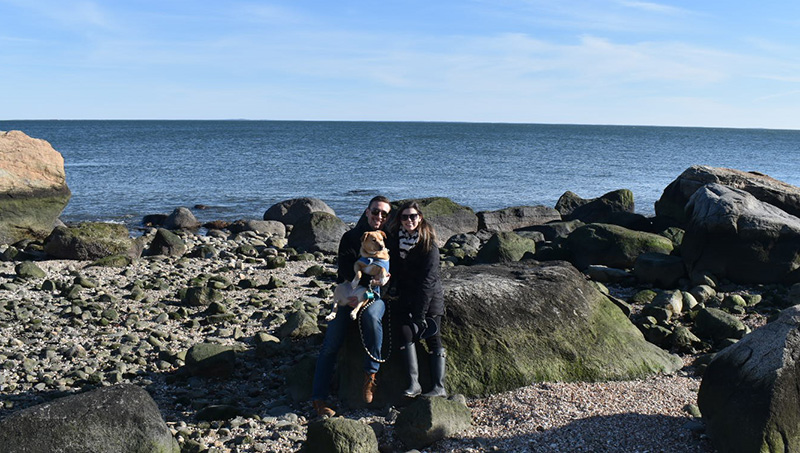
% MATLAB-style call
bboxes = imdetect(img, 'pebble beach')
[0,227,720,452]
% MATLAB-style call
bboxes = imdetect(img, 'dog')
[326,230,390,321]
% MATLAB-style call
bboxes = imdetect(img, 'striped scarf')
[398,228,419,259]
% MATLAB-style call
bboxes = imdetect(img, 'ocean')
[3,120,800,230]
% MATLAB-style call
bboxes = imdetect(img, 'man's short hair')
[368,195,390,208]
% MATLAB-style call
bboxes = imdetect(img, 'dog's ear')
[361,232,370,242]
[378,230,387,239]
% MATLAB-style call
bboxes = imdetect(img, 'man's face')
[366,201,391,229]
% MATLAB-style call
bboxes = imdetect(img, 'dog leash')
[357,286,391,364]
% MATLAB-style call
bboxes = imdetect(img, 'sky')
[3,0,800,129]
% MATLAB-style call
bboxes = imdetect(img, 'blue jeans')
[311,298,385,401]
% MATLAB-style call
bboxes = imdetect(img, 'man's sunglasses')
[370,208,389,218]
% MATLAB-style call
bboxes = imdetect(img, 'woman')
[388,201,447,398]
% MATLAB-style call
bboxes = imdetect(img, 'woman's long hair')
[389,201,437,253]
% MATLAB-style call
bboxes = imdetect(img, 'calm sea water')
[3,120,800,229]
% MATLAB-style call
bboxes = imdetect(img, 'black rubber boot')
[422,348,447,397]
[400,343,422,398]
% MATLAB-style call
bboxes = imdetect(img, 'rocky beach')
[5,129,800,452]
[0,229,722,453]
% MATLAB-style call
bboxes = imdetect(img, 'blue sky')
[3,0,800,128]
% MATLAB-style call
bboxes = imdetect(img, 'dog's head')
[360,230,387,256]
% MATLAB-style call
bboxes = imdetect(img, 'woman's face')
[400,208,421,233]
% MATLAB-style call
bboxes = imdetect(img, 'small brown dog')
[326,230,390,321]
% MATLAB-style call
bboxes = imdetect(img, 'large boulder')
[264,197,336,225]
[439,261,682,395]
[565,223,674,270]
[681,183,800,284]
[394,197,478,247]
[287,211,348,253]
[474,231,536,263]
[0,130,71,244]
[556,189,646,229]
[44,222,138,260]
[477,205,561,232]
[0,384,179,453]
[163,207,200,230]
[697,305,800,453]
[655,165,800,226]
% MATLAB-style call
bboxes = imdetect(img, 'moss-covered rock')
[15,261,46,279]
[565,223,674,270]
[393,197,478,247]
[440,261,681,396]
[89,254,133,268]
[43,222,136,260]
[475,231,536,263]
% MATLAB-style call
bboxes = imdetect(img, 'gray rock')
[556,189,648,229]
[264,197,336,225]
[694,307,748,342]
[185,342,236,378]
[565,223,674,270]
[303,417,379,453]
[698,305,800,453]
[633,252,686,288]
[0,384,179,453]
[146,228,186,257]
[287,212,348,254]
[276,311,320,339]
[477,205,561,232]
[517,219,584,241]
[229,219,286,237]
[395,397,472,450]
[669,326,706,353]
[690,285,716,305]
[583,265,633,284]
[182,286,224,307]
[681,183,800,283]
[164,207,201,230]
[655,165,800,226]
[650,290,684,318]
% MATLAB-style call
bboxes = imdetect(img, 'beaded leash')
[356,286,391,363]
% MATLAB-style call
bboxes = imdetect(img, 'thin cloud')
[617,1,689,15]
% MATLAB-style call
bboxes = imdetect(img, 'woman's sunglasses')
[401,213,419,221]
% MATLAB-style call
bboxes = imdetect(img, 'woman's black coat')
[388,232,444,321]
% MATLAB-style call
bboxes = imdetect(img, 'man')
[312,195,392,417]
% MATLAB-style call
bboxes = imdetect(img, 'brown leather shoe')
[362,372,378,404]
[313,400,335,418]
